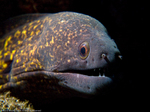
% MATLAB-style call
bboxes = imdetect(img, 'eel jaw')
[53,54,122,96]
[56,68,114,96]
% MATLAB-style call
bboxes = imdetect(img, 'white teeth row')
[94,68,106,77]
[99,73,105,77]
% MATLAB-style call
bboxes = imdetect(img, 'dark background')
[0,0,148,111]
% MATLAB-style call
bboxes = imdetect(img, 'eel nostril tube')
[101,54,107,58]
[118,55,122,60]
[101,54,110,63]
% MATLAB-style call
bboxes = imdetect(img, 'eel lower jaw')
[56,68,114,96]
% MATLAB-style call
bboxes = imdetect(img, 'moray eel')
[0,12,122,102]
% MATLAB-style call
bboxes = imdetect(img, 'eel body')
[0,12,121,102]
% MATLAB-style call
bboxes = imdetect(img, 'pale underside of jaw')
[57,71,113,95]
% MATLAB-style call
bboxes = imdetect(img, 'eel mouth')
[59,54,122,79]
[61,67,115,79]
[55,67,115,96]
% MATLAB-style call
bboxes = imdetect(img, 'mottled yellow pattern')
[0,12,109,96]
[0,17,46,75]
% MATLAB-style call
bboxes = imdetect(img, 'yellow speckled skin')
[0,14,47,84]
[0,12,120,102]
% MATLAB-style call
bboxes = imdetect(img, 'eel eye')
[79,41,90,59]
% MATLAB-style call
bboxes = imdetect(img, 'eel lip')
[56,72,113,95]
[59,67,115,78]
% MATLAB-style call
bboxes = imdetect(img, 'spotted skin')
[0,14,47,84]
[0,12,121,102]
